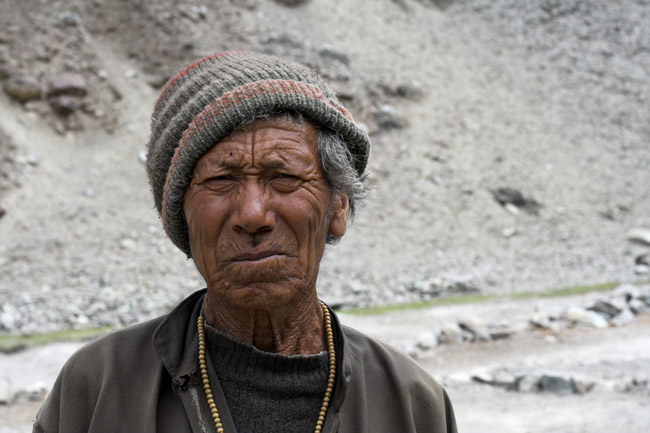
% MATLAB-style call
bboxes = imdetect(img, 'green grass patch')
[341,281,623,315]
[341,293,499,315]
[0,326,114,354]
[509,281,619,299]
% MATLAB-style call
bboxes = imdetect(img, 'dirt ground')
[2,293,649,433]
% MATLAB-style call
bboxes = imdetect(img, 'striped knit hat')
[146,51,371,257]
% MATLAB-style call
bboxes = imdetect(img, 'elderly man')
[33,51,456,433]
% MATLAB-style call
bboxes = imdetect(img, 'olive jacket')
[33,289,457,433]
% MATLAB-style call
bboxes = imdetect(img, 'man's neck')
[201,291,326,356]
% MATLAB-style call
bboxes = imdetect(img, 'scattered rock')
[373,104,409,130]
[517,374,542,393]
[628,298,648,315]
[634,264,649,275]
[438,323,463,344]
[563,306,608,329]
[627,228,650,246]
[178,4,208,22]
[272,0,310,6]
[0,204,5,220]
[3,77,42,102]
[588,298,625,319]
[610,308,635,327]
[613,284,641,301]
[415,331,438,350]
[491,187,541,215]
[318,47,350,66]
[488,323,518,340]
[46,73,88,97]
[147,75,170,89]
[572,378,596,394]
[539,374,574,395]
[49,95,78,116]
[0,377,13,405]
[458,316,491,341]
[472,370,517,389]
[636,253,650,267]
[58,11,79,26]
[529,312,561,331]
[0,303,18,331]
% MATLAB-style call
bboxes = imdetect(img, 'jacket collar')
[152,289,352,416]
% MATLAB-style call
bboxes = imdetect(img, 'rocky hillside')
[0,0,649,334]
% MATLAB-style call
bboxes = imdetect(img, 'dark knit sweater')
[204,324,329,433]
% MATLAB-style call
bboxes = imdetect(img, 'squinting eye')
[207,175,231,182]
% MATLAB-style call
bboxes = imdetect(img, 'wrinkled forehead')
[194,114,320,169]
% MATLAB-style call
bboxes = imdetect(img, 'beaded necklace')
[196,301,336,433]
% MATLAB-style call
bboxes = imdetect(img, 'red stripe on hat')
[154,51,243,112]
[161,79,354,234]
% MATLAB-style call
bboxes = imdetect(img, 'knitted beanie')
[146,51,371,257]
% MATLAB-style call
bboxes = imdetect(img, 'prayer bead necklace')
[197,301,336,433]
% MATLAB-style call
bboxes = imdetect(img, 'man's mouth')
[231,251,284,262]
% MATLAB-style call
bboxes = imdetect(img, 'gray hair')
[317,127,370,243]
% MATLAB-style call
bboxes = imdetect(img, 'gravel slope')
[0,0,648,334]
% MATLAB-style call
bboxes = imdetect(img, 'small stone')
[613,284,641,300]
[573,378,596,394]
[26,155,39,166]
[588,298,625,319]
[49,95,78,116]
[517,374,541,392]
[627,228,650,246]
[0,204,5,220]
[272,0,310,6]
[318,46,350,65]
[415,331,438,350]
[0,303,18,331]
[501,227,517,238]
[438,323,463,344]
[137,151,147,164]
[58,11,79,26]
[0,377,14,405]
[458,316,490,341]
[330,80,358,100]
[4,77,42,102]
[634,264,649,275]
[46,73,87,97]
[147,75,170,89]
[178,4,208,22]
[374,104,408,130]
[610,308,635,327]
[120,238,137,250]
[628,299,648,315]
[539,375,574,395]
[563,306,608,329]
[491,187,541,215]
[636,253,650,266]
[491,370,518,389]
[530,312,554,330]
[544,335,558,343]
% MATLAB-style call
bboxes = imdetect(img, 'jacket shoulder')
[34,316,167,433]
[338,325,457,433]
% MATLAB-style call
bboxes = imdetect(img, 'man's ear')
[329,193,349,238]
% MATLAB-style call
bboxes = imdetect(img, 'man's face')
[183,116,348,310]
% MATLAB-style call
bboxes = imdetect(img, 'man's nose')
[230,181,275,235]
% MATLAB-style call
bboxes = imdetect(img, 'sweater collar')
[152,288,352,414]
